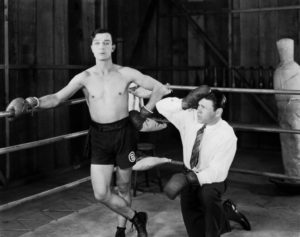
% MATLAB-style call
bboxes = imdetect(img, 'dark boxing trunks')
[86,117,138,169]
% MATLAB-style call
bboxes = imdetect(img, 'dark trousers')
[180,181,231,237]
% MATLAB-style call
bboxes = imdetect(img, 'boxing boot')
[115,227,126,237]
[130,211,148,237]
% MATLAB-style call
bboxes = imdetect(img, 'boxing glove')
[140,118,167,132]
[129,106,153,130]
[6,97,26,118]
[164,171,199,200]
[164,173,188,200]
[182,85,211,109]
[24,97,39,109]
[6,97,39,119]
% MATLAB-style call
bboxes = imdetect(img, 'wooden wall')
[4,0,70,181]
[0,0,106,184]
[109,0,300,150]
[231,0,300,149]
[0,0,4,182]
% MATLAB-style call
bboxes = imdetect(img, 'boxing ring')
[1,85,300,213]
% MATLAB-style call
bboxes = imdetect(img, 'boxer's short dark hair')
[91,28,115,44]
[204,89,226,110]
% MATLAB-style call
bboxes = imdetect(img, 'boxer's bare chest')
[84,71,129,101]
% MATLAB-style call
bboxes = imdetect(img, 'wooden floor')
[1,148,300,237]
[1,173,300,237]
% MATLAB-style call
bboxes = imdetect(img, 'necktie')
[190,125,206,169]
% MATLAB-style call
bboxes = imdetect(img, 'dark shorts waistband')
[90,117,130,132]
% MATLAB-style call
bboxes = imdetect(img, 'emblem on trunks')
[128,151,136,162]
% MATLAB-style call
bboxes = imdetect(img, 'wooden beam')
[129,0,158,65]
[36,0,55,172]
[160,5,300,16]
[4,0,10,182]
[167,0,277,123]
[168,0,227,64]
[231,5,300,14]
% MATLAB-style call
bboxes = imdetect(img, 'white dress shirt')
[156,97,237,185]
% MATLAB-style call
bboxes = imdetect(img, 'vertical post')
[156,0,159,80]
[268,67,273,88]
[228,0,233,85]
[4,0,10,181]
[100,0,107,28]
[170,1,174,85]
[116,38,124,65]
[228,0,233,122]
[213,67,218,87]
[222,67,226,87]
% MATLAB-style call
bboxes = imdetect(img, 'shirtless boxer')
[6,28,170,237]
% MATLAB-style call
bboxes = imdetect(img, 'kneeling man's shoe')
[223,199,251,231]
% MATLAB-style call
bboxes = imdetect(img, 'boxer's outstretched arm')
[5,74,84,118]
[39,74,84,109]
[142,80,169,111]
[129,86,152,99]
[121,67,171,111]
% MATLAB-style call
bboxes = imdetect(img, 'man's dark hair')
[204,89,227,110]
[91,28,115,44]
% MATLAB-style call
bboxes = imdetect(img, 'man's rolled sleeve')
[156,97,183,115]
[156,97,186,129]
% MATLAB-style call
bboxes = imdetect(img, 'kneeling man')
[156,86,251,237]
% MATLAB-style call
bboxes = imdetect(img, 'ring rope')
[0,97,86,118]
[0,130,87,155]
[1,159,300,212]
[0,176,91,212]
[1,122,300,156]
[155,118,300,134]
[170,160,300,181]
[1,85,300,118]
[170,85,300,94]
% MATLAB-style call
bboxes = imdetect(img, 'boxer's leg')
[91,164,135,219]
[115,167,132,229]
